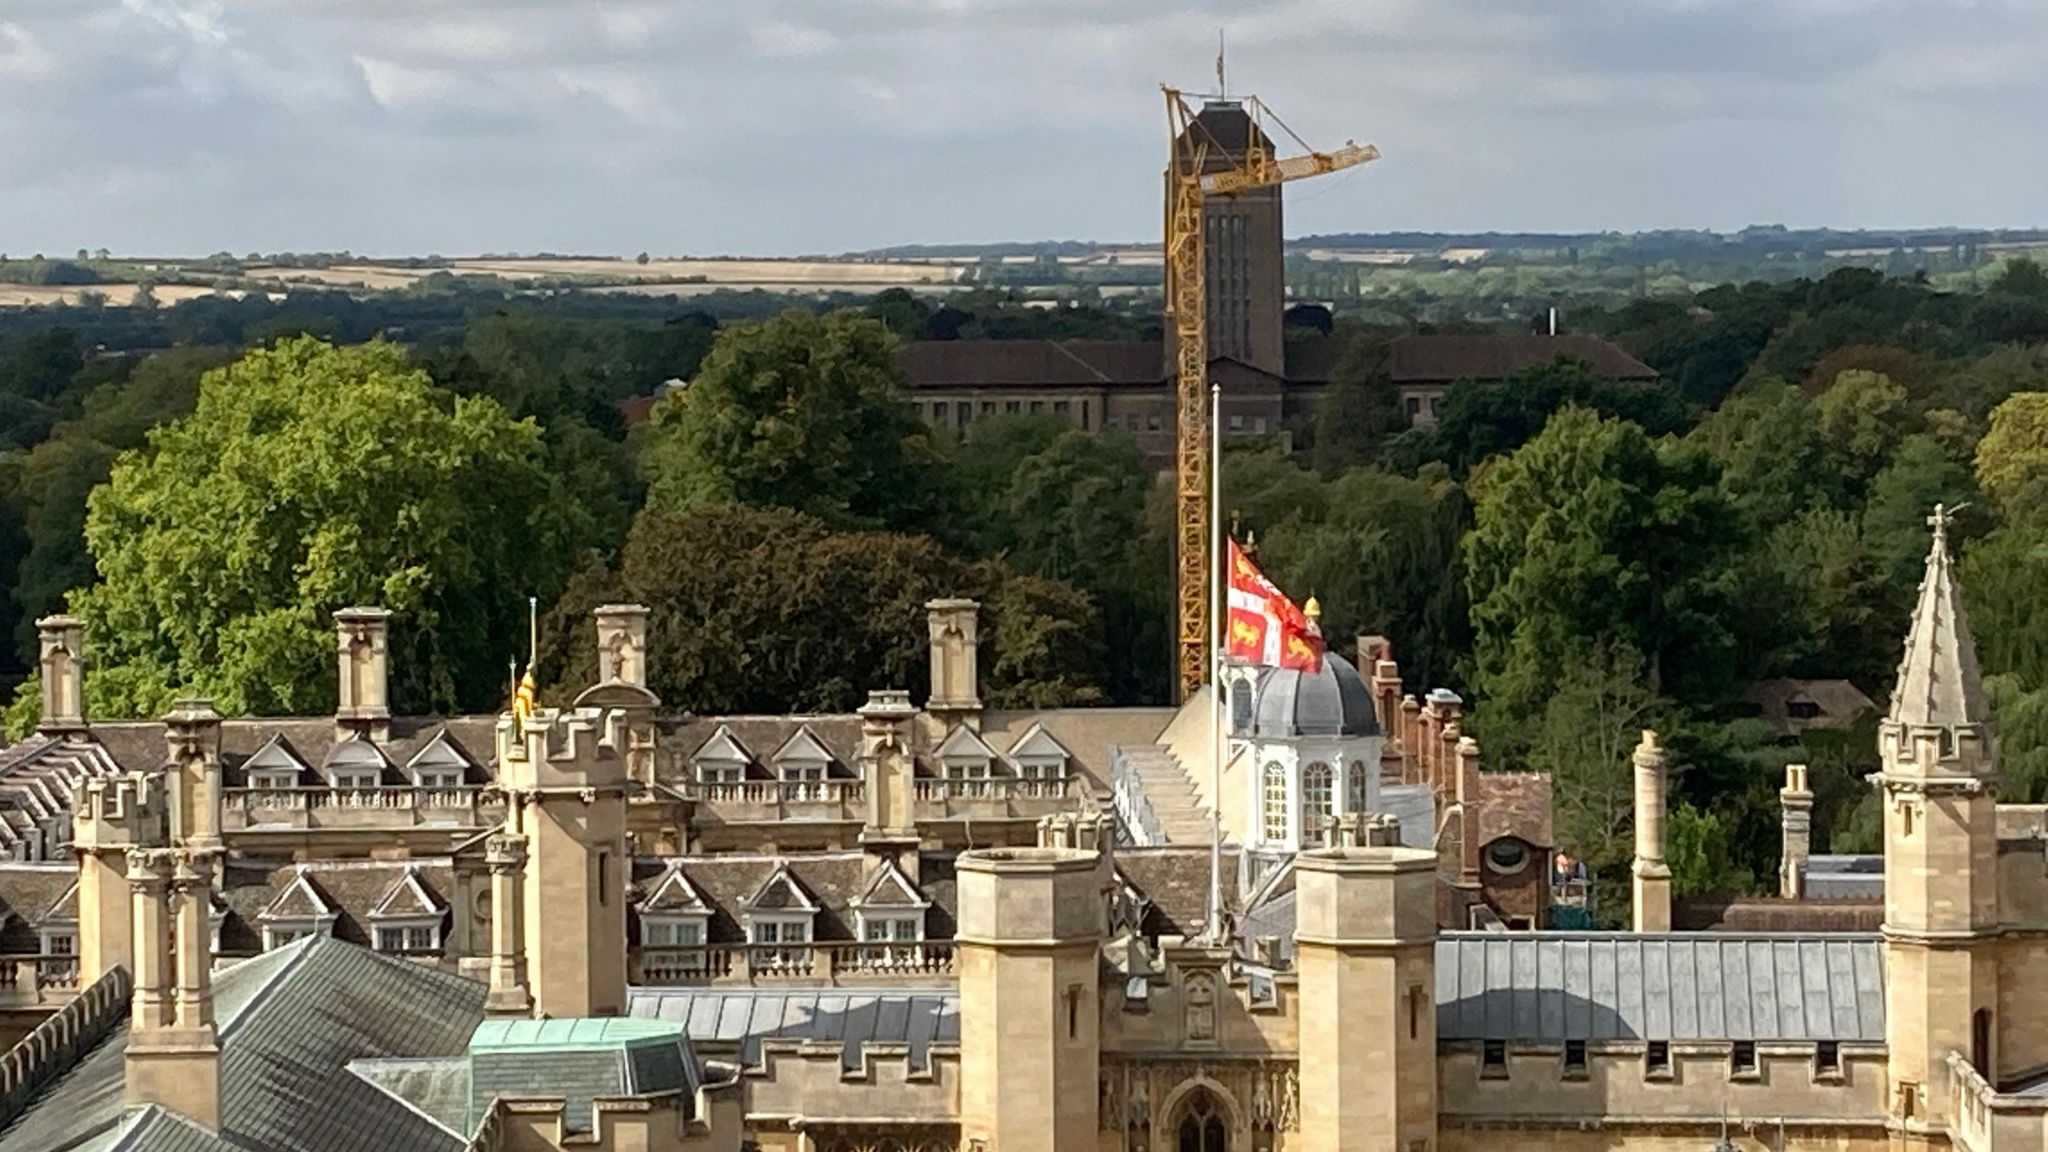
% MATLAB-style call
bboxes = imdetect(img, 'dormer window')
[368,867,447,957]
[743,863,820,972]
[321,736,390,796]
[260,869,339,950]
[936,725,999,786]
[642,915,706,948]
[850,858,930,968]
[243,733,309,791]
[404,730,473,790]
[693,725,754,786]
[1008,723,1072,788]
[771,726,835,793]
[637,865,712,951]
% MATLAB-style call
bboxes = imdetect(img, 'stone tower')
[72,772,168,983]
[1630,730,1671,933]
[496,706,630,1018]
[956,846,1102,1152]
[1170,101,1285,378]
[164,698,223,852]
[1295,845,1439,1152]
[1882,506,2000,1134]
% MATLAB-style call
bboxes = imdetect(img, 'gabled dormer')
[403,730,474,790]
[743,862,818,947]
[1007,723,1072,782]
[771,726,834,783]
[244,733,312,790]
[260,868,338,950]
[321,736,391,791]
[368,866,447,955]
[850,857,929,948]
[637,863,712,948]
[692,725,754,785]
[935,724,1000,780]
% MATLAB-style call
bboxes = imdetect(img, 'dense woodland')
[4,260,2048,921]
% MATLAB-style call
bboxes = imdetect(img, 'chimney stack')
[925,598,982,725]
[164,699,224,852]
[334,607,392,742]
[126,848,220,1127]
[1631,730,1671,933]
[1780,763,1813,899]
[36,614,86,735]
[593,604,650,689]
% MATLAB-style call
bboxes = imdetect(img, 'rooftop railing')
[633,941,957,987]
[221,785,505,830]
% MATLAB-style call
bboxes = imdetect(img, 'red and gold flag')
[1224,539,1323,671]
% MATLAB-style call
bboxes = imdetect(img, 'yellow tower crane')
[1165,86,1378,699]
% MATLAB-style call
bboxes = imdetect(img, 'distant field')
[449,258,961,285]
[0,283,224,308]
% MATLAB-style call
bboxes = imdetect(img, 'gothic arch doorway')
[1175,1089,1229,1152]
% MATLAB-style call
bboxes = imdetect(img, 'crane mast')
[1164,86,1378,701]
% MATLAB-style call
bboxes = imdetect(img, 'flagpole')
[1208,380,1224,943]
[528,596,539,673]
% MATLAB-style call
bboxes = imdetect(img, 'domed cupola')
[1251,652,1380,739]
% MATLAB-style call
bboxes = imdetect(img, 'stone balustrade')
[911,775,1086,821]
[633,941,957,987]
[220,785,506,831]
[673,780,867,824]
[0,956,82,1009]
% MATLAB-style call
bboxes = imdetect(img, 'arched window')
[1262,762,1288,843]
[1177,1089,1229,1152]
[1347,759,1370,813]
[1302,762,1334,840]
[1230,679,1254,735]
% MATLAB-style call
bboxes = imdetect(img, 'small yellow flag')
[513,668,537,725]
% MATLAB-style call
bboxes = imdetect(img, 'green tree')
[23,337,575,722]
[1465,407,1742,758]
[1311,337,1406,474]
[1692,380,1844,526]
[637,310,940,529]
[1976,392,2048,520]
[1667,800,1754,898]
[1815,369,1911,490]
[1864,433,1977,590]
[542,505,1103,713]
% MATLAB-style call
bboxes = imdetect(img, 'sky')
[2,0,2045,257]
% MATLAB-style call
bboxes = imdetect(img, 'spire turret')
[1889,504,1989,734]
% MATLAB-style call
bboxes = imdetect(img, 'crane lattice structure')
[1164,86,1379,700]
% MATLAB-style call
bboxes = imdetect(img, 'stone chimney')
[593,604,650,689]
[334,607,392,742]
[484,833,532,1016]
[925,598,982,726]
[164,699,223,852]
[1454,735,1483,887]
[1631,730,1672,933]
[126,849,220,1127]
[859,689,920,850]
[36,614,86,735]
[1779,763,1814,899]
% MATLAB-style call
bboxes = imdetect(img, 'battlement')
[72,771,167,853]
[495,708,628,792]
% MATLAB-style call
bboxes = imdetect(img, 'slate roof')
[1747,679,1877,736]
[1117,847,1239,938]
[897,339,1164,388]
[630,852,959,944]
[217,860,454,955]
[1673,897,1883,933]
[0,936,488,1152]
[1803,855,1886,902]
[1434,933,1885,1043]
[85,716,500,788]
[1387,334,1658,385]
[0,862,88,952]
[627,987,959,1071]
[1475,773,1554,849]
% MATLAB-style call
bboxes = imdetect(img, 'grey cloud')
[3,0,2045,256]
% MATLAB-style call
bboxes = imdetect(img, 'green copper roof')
[467,1017,686,1053]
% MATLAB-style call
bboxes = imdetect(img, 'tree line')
[3,261,2048,920]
